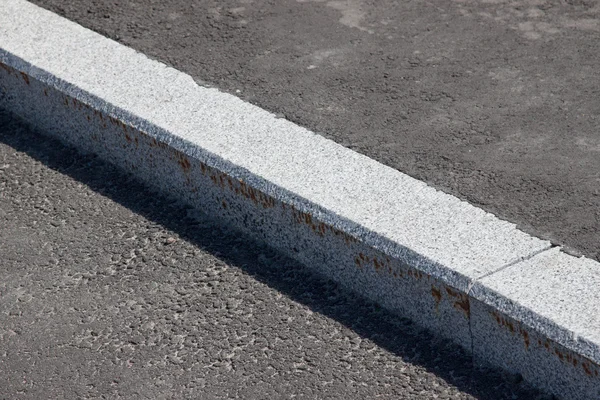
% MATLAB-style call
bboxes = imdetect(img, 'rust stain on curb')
[431,285,442,309]
[444,286,470,318]
[3,67,474,322]
[492,311,600,378]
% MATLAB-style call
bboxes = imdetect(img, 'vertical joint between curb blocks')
[462,244,556,378]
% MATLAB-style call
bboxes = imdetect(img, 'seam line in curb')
[472,244,555,285]
[465,244,555,362]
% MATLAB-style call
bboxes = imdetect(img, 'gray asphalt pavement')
[0,109,551,399]
[29,0,600,261]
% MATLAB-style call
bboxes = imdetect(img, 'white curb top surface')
[0,0,551,290]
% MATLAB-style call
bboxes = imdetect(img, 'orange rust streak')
[507,321,515,333]
[19,72,30,85]
[492,311,600,376]
[521,330,530,350]
[582,362,592,376]
[373,258,380,270]
[178,157,191,173]
[431,286,442,306]
[453,295,470,318]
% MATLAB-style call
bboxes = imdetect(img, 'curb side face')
[469,249,600,400]
[472,248,600,365]
[471,298,600,400]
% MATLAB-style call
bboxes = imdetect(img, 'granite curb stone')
[2,1,599,398]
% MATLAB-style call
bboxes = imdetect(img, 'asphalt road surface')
[29,0,600,262]
[0,109,553,399]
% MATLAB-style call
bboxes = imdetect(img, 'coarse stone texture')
[5,2,600,398]
[471,248,600,400]
[0,0,548,349]
[28,0,600,262]
[0,108,548,399]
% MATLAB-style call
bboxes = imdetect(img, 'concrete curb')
[1,1,599,398]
